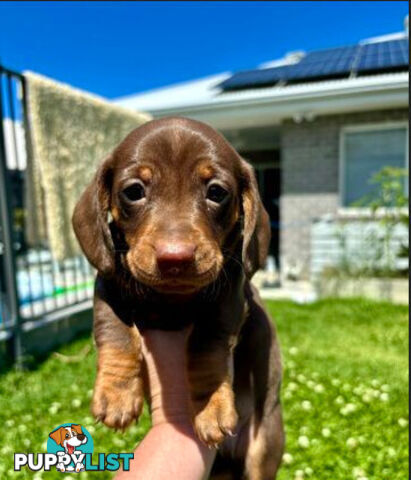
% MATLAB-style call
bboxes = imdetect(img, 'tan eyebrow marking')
[137,166,153,182]
[197,164,215,181]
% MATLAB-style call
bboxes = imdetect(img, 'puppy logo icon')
[47,423,93,473]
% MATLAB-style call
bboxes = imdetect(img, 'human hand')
[141,326,192,427]
[115,326,215,480]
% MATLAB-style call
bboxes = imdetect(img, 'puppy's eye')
[65,434,69,439]
[122,182,145,202]
[206,184,228,204]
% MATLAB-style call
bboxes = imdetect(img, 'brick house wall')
[280,108,408,278]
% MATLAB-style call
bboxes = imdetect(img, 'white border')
[338,121,409,213]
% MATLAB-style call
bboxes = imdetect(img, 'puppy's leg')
[241,286,284,480]
[188,317,240,448]
[244,404,284,480]
[91,278,143,429]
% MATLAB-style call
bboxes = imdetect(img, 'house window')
[341,125,408,206]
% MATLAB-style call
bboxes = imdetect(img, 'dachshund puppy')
[72,117,284,479]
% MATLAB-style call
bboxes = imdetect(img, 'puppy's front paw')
[193,383,238,448]
[92,375,143,430]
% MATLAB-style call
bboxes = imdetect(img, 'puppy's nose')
[155,241,196,275]
[77,434,85,441]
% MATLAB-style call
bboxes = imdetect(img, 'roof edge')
[147,73,409,129]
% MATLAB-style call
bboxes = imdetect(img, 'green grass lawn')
[0,299,408,480]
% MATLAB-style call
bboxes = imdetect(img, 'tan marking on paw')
[194,382,238,447]
[92,375,143,430]
[92,347,143,430]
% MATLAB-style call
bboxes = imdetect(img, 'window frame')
[338,121,409,213]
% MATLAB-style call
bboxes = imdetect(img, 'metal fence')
[0,65,94,363]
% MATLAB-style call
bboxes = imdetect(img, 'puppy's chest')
[129,301,215,331]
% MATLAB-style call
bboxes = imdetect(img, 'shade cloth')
[24,71,151,259]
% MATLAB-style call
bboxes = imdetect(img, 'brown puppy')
[72,117,284,479]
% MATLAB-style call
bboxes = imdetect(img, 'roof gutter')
[148,75,409,129]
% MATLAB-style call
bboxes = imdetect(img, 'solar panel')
[219,38,409,91]
[284,45,359,80]
[356,39,409,72]
[220,46,358,90]
[218,65,289,90]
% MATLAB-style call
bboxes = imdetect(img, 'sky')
[0,1,408,99]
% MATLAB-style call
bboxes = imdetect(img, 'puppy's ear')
[71,424,83,435]
[72,155,115,276]
[240,159,271,278]
[49,427,64,446]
